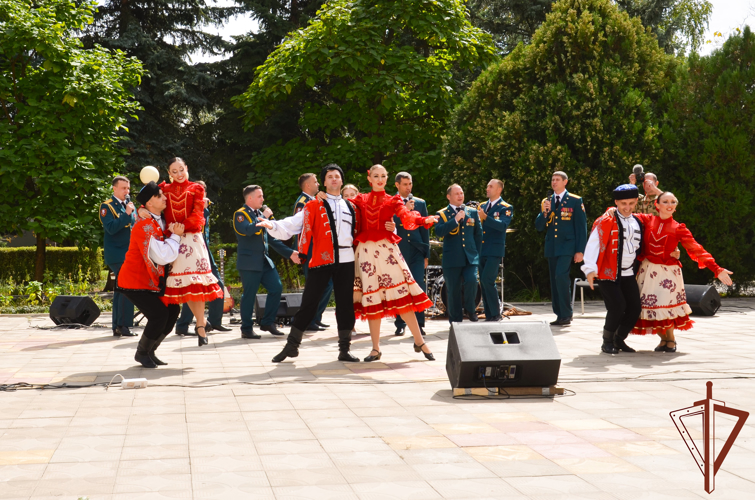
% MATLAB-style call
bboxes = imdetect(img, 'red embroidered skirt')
[162,232,223,305]
[631,260,694,335]
[353,240,432,321]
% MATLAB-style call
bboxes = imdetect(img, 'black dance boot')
[135,336,157,368]
[601,329,618,354]
[614,330,636,353]
[272,327,304,363]
[337,330,359,362]
[150,332,170,366]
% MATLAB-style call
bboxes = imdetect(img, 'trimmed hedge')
[0,247,103,283]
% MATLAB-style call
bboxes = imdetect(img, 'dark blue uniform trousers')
[394,254,426,329]
[108,262,134,330]
[175,258,225,332]
[444,264,478,323]
[303,262,333,326]
[478,256,501,319]
[239,264,283,331]
[548,255,573,320]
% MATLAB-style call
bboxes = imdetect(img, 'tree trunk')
[34,233,46,282]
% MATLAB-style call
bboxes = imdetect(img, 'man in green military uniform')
[99,176,137,337]
[535,171,587,326]
[477,179,513,322]
[234,185,299,339]
[393,172,430,336]
[293,173,332,332]
[435,184,482,323]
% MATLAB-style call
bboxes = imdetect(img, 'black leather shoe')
[260,324,285,336]
[272,344,299,362]
[420,327,426,336]
[394,326,405,336]
[466,310,479,322]
[315,321,330,328]
[197,326,209,347]
[209,323,232,332]
[115,326,137,337]
[664,341,677,353]
[485,315,503,322]
[550,318,571,326]
[338,351,360,362]
[150,352,167,366]
[414,343,435,361]
[654,341,668,352]
[364,349,382,362]
[241,331,261,339]
[174,329,189,336]
[614,335,636,353]
[305,323,324,332]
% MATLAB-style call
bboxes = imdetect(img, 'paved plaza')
[1,299,754,499]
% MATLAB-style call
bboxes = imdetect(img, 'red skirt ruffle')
[631,315,694,335]
[354,292,433,321]
[161,282,223,305]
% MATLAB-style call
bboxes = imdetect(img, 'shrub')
[0,247,103,283]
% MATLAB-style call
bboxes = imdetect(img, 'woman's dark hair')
[167,157,187,170]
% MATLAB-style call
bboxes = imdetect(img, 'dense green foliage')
[234,0,497,216]
[442,0,677,294]
[0,0,143,279]
[616,0,712,54]
[661,27,755,290]
[0,247,103,283]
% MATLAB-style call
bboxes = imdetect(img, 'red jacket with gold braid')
[159,179,205,234]
[117,219,167,294]
[298,198,359,269]
[590,213,623,281]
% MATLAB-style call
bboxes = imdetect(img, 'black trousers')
[598,276,641,339]
[293,262,355,333]
[121,291,180,341]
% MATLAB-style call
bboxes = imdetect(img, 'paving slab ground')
[1,298,754,499]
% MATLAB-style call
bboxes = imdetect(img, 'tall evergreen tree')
[81,0,238,178]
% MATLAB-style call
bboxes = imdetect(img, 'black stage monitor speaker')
[49,295,101,326]
[685,284,721,316]
[446,321,561,388]
[254,293,303,319]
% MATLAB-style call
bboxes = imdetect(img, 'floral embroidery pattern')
[386,254,399,266]
[659,279,676,292]
[196,258,210,273]
[676,291,686,303]
[179,244,188,254]
[641,294,658,307]
[354,277,363,289]
[377,274,393,289]
[650,271,657,279]
[373,250,380,259]
[360,261,375,277]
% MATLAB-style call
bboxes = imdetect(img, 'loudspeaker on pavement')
[254,293,303,322]
[49,295,101,326]
[446,321,561,389]
[685,284,721,316]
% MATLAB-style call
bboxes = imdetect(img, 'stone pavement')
[1,299,754,500]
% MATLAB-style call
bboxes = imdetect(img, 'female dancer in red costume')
[141,158,223,346]
[631,192,732,352]
[350,165,439,362]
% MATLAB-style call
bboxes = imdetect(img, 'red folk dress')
[159,179,222,304]
[631,214,724,335]
[351,190,433,320]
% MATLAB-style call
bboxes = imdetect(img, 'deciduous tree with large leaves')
[233,0,496,215]
[0,0,143,280]
[441,0,676,297]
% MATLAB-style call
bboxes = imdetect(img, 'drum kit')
[426,228,521,317]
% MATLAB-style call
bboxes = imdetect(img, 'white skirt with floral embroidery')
[353,240,432,321]
[631,260,693,335]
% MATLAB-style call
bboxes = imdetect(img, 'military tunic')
[534,190,588,320]
[435,205,482,323]
[478,198,514,319]
[234,205,293,332]
[99,195,136,330]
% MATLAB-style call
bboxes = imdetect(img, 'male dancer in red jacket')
[117,181,184,368]
[257,164,360,363]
